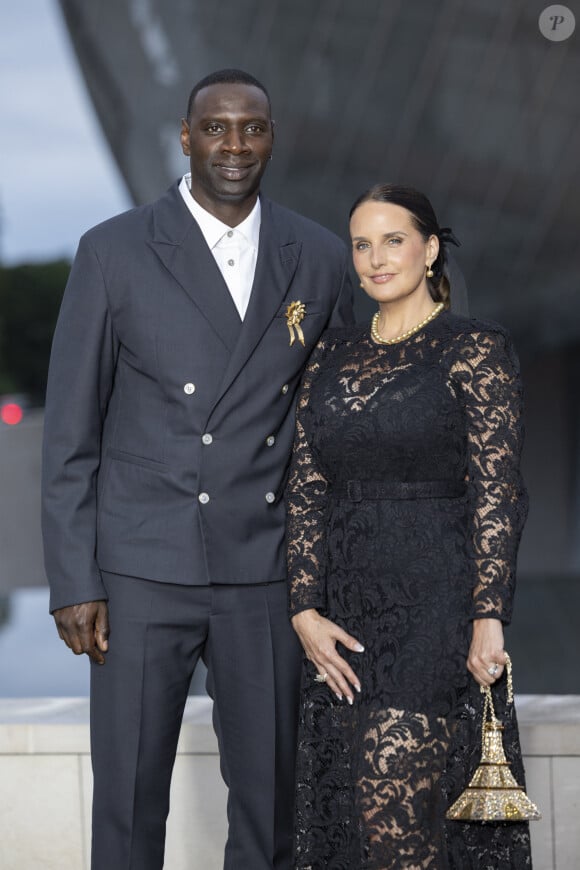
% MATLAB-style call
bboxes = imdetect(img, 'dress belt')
[335,479,467,502]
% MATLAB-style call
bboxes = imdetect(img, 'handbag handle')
[482,651,513,727]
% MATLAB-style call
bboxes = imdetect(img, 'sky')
[0,0,131,265]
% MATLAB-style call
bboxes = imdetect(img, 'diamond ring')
[314,672,328,683]
[487,664,499,677]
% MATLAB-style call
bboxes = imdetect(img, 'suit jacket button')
[266,435,275,447]
[198,492,210,504]
[184,383,196,394]
[265,492,275,504]
[202,433,213,445]
[281,384,289,394]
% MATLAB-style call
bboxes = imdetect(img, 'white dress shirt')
[178,173,261,320]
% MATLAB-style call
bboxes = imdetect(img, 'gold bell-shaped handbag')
[446,653,541,822]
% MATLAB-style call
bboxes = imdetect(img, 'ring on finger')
[314,671,328,683]
[487,663,500,677]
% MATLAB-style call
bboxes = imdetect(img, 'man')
[42,69,353,870]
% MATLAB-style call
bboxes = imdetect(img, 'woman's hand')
[291,609,364,703]
[467,617,507,687]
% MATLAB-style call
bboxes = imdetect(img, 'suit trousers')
[90,572,303,870]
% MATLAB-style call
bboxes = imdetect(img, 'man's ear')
[180,118,191,156]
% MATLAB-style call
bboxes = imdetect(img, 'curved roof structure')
[58,0,580,350]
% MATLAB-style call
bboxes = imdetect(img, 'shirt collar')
[179,173,261,250]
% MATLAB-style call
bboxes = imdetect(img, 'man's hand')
[291,608,364,704]
[53,601,110,665]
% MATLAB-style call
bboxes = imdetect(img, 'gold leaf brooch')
[285,301,306,346]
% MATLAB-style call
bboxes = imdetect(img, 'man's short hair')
[186,69,271,120]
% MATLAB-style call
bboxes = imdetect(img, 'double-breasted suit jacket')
[42,182,354,611]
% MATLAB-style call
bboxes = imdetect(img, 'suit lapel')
[213,197,301,403]
[147,183,242,351]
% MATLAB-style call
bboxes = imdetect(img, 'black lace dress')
[286,311,532,869]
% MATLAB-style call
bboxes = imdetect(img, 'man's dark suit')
[42,182,354,868]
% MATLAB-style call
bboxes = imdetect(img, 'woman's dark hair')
[349,184,458,308]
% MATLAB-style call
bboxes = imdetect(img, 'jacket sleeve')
[452,327,528,624]
[285,336,332,617]
[41,233,119,612]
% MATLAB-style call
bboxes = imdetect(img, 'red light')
[1,403,23,425]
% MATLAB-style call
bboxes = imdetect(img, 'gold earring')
[426,264,434,278]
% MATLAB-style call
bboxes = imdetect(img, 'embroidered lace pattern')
[286,312,532,869]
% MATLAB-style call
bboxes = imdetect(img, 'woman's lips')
[369,273,395,284]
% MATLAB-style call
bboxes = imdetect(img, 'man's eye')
[388,237,402,245]
[206,124,223,134]
[355,242,369,251]
[246,125,264,134]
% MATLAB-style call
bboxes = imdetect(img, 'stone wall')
[0,696,578,869]
[0,698,226,869]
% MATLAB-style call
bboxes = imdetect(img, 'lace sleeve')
[452,327,528,624]
[286,338,331,618]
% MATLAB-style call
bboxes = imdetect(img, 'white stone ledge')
[0,697,225,870]
[517,694,580,756]
[0,696,579,870]
[2,694,579,754]
[0,696,219,755]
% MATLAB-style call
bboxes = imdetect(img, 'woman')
[286,185,532,868]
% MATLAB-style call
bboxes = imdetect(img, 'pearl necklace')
[371,302,445,346]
